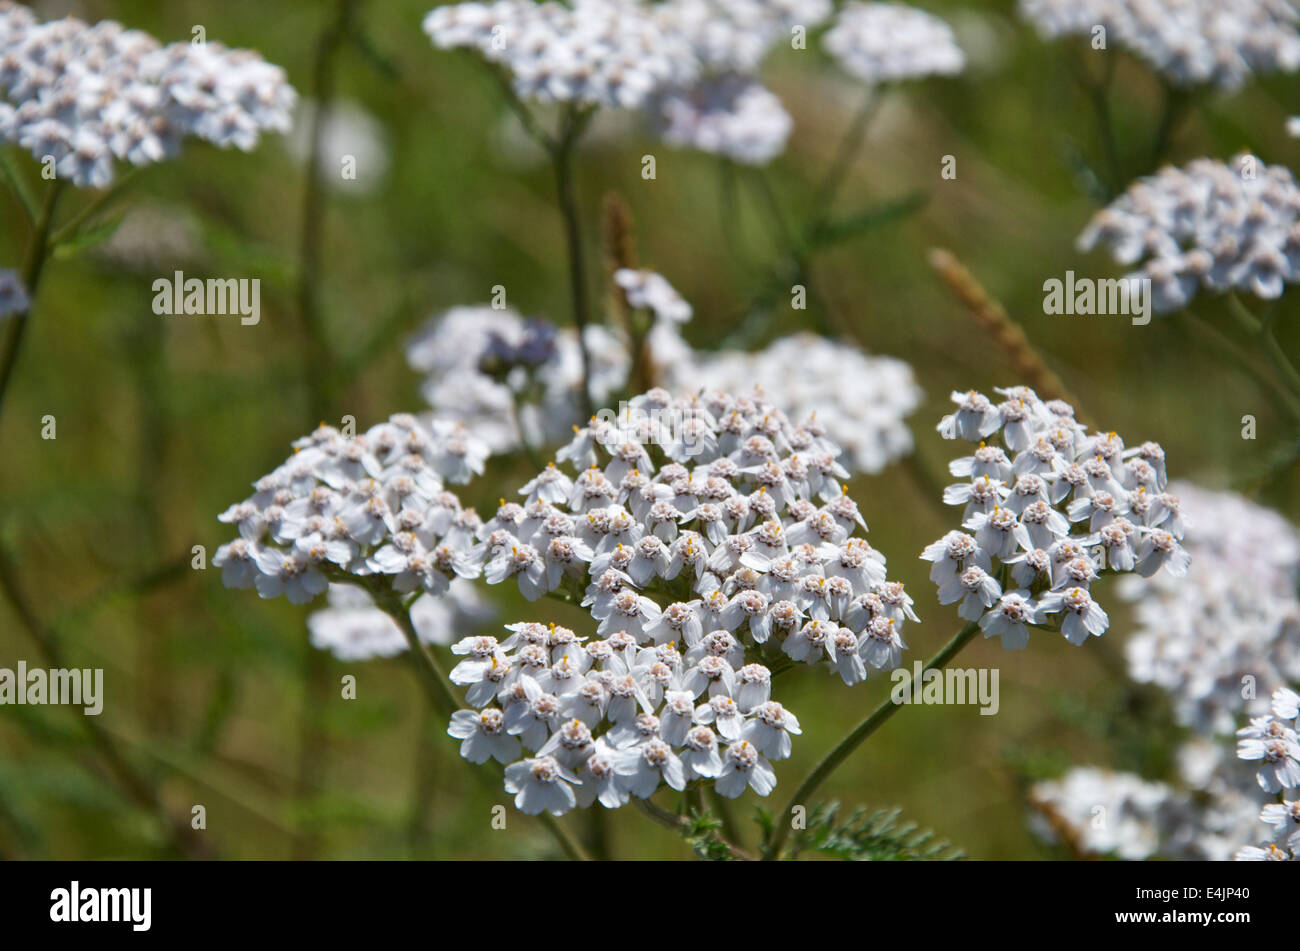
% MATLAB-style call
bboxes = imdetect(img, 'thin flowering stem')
[1147,82,1194,175]
[0,180,64,426]
[371,587,462,715]
[1178,308,1300,422]
[1077,51,1123,199]
[47,167,142,247]
[0,544,210,858]
[296,0,362,422]
[807,86,879,232]
[509,387,544,472]
[484,63,557,152]
[632,797,755,860]
[369,587,593,861]
[1225,294,1300,404]
[550,105,597,420]
[763,619,982,860]
[708,786,745,849]
[747,168,844,337]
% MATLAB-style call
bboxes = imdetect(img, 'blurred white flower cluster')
[1019,0,1300,91]
[423,0,962,165]
[1078,154,1300,312]
[649,75,792,167]
[1030,745,1265,861]
[823,1,966,85]
[1032,487,1300,860]
[286,99,390,195]
[662,332,921,475]
[1119,483,1300,735]
[614,267,693,324]
[214,414,489,605]
[407,274,920,475]
[454,387,917,813]
[0,1,294,188]
[1030,767,1172,859]
[423,0,699,110]
[307,579,492,662]
[405,304,656,453]
[924,386,1187,650]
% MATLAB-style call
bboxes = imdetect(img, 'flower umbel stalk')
[370,587,593,861]
[0,180,65,427]
[763,619,982,860]
[550,105,597,420]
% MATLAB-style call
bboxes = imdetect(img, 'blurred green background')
[1,0,1298,859]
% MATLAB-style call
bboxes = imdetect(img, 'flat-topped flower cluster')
[1120,482,1300,734]
[0,1,294,188]
[1078,154,1300,313]
[450,386,917,813]
[1020,0,1300,91]
[422,0,963,165]
[214,414,489,605]
[924,386,1188,650]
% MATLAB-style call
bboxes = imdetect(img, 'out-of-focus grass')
[0,0,1296,859]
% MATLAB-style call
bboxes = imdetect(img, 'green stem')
[0,544,208,858]
[709,786,744,848]
[763,619,982,860]
[1148,83,1190,173]
[1226,295,1300,407]
[371,588,592,862]
[48,168,141,247]
[807,86,878,234]
[550,107,596,421]
[0,180,65,426]
[1179,308,1300,421]
[295,0,361,422]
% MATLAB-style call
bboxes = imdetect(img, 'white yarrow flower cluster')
[1118,483,1300,734]
[424,0,831,164]
[648,75,792,166]
[0,2,294,188]
[1019,0,1300,91]
[1079,154,1300,312]
[823,2,966,85]
[655,0,833,74]
[451,387,916,814]
[1235,687,1300,860]
[925,386,1188,650]
[214,415,489,606]
[422,0,698,110]
[1034,488,1300,861]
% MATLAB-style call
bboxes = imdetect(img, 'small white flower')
[503,755,580,816]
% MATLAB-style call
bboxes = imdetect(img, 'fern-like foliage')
[787,801,964,861]
[683,810,738,861]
